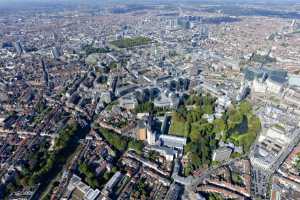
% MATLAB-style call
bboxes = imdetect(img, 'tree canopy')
[111,37,151,48]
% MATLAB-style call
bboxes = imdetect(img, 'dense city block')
[1,0,300,200]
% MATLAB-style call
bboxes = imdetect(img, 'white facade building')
[147,129,156,145]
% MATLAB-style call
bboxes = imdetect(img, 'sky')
[0,0,299,3]
[0,0,298,8]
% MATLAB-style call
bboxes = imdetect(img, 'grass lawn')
[169,120,187,137]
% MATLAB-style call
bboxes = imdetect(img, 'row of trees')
[99,128,144,154]
[134,101,171,116]
[29,122,79,185]
[134,102,154,113]
[185,94,215,108]
[1,120,83,199]
[83,44,111,56]
[100,128,128,151]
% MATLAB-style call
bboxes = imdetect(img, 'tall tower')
[147,129,156,145]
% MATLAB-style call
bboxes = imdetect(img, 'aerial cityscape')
[1,0,300,199]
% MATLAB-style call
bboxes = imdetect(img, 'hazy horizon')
[0,0,299,4]
[0,0,299,13]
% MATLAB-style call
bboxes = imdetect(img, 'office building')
[52,46,62,59]
[14,41,24,55]
[136,120,147,141]
[147,129,156,145]
[159,135,187,150]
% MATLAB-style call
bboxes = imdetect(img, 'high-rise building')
[236,82,250,102]
[147,128,156,145]
[14,41,24,55]
[108,76,118,96]
[136,120,147,141]
[161,114,171,135]
[51,46,62,59]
